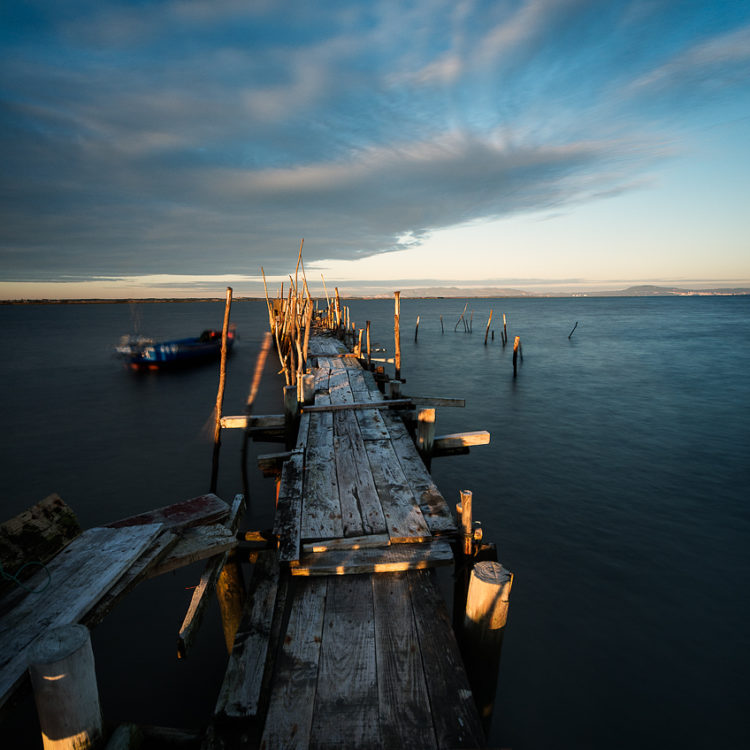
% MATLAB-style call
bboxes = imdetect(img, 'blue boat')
[116,327,236,370]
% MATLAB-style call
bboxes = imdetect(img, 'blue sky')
[1,0,749,298]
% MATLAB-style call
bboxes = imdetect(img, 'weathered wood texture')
[0,524,163,709]
[148,524,237,577]
[107,494,229,530]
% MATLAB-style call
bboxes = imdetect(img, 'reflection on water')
[1,296,749,748]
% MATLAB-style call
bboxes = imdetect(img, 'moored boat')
[116,327,235,370]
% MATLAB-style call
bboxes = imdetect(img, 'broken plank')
[273,450,305,563]
[214,549,281,719]
[107,494,229,531]
[433,431,490,449]
[219,414,286,430]
[290,540,453,577]
[364,439,432,543]
[0,523,163,710]
[372,572,438,749]
[407,569,485,748]
[177,494,246,658]
[302,533,391,554]
[148,524,237,577]
[309,575,379,749]
[260,577,328,750]
[83,530,179,627]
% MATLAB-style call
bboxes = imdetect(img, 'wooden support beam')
[148,525,237,578]
[433,430,490,450]
[219,413,285,430]
[406,396,465,408]
[416,407,436,470]
[106,494,229,531]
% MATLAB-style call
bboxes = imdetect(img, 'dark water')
[2,296,749,748]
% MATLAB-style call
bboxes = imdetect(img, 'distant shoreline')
[2,285,750,305]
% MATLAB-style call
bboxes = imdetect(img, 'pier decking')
[210,333,486,749]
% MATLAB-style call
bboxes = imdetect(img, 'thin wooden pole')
[503,313,508,344]
[29,625,103,750]
[455,302,468,332]
[414,315,420,342]
[459,489,474,557]
[366,321,371,367]
[440,315,444,334]
[469,310,473,332]
[513,336,522,377]
[484,310,493,345]
[211,287,233,494]
[357,328,363,358]
[394,291,401,381]
[568,321,578,339]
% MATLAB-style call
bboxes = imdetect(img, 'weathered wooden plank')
[0,494,81,596]
[148,524,237,577]
[372,573,437,749]
[407,396,466,408]
[290,540,453,577]
[314,367,330,396]
[303,533,391,554]
[364,439,432,543]
[309,575,380,749]
[296,411,311,450]
[214,549,280,719]
[260,577,328,750]
[107,494,229,531]
[333,433,364,537]
[178,495,246,657]
[327,367,354,405]
[433,431,490,449]
[407,569,485,748]
[220,414,286,430]
[345,367,370,394]
[301,398,342,541]
[0,524,163,709]
[302,399,412,413]
[83,530,179,627]
[381,412,457,535]
[334,411,387,536]
[273,450,305,563]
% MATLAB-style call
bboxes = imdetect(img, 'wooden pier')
[1,275,511,749]
[208,327,491,749]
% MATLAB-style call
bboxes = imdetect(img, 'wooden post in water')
[440,315,444,334]
[513,336,522,377]
[568,321,578,339]
[334,287,342,334]
[283,384,298,450]
[210,286,233,494]
[416,407,435,470]
[216,551,245,653]
[366,321,371,368]
[414,315,420,342]
[394,291,402,381]
[484,310,493,346]
[459,489,474,556]
[29,625,103,750]
[503,313,508,344]
[463,562,513,731]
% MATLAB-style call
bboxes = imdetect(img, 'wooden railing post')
[394,291,401,381]
[211,286,233,494]
[29,625,103,750]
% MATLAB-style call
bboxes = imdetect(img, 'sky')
[1,0,749,299]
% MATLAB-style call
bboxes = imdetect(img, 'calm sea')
[2,296,749,748]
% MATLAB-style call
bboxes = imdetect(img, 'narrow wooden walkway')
[212,334,485,749]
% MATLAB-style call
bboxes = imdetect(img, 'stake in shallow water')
[210,287,233,495]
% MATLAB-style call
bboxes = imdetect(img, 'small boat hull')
[116,329,235,371]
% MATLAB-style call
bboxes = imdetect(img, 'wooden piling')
[366,321,371,368]
[210,286,233,494]
[283,384,298,450]
[459,489,474,557]
[568,321,578,339]
[414,315,420,342]
[513,336,522,377]
[503,313,508,344]
[462,562,513,728]
[484,310,493,346]
[28,625,103,750]
[416,407,435,470]
[440,315,444,334]
[394,291,401,381]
